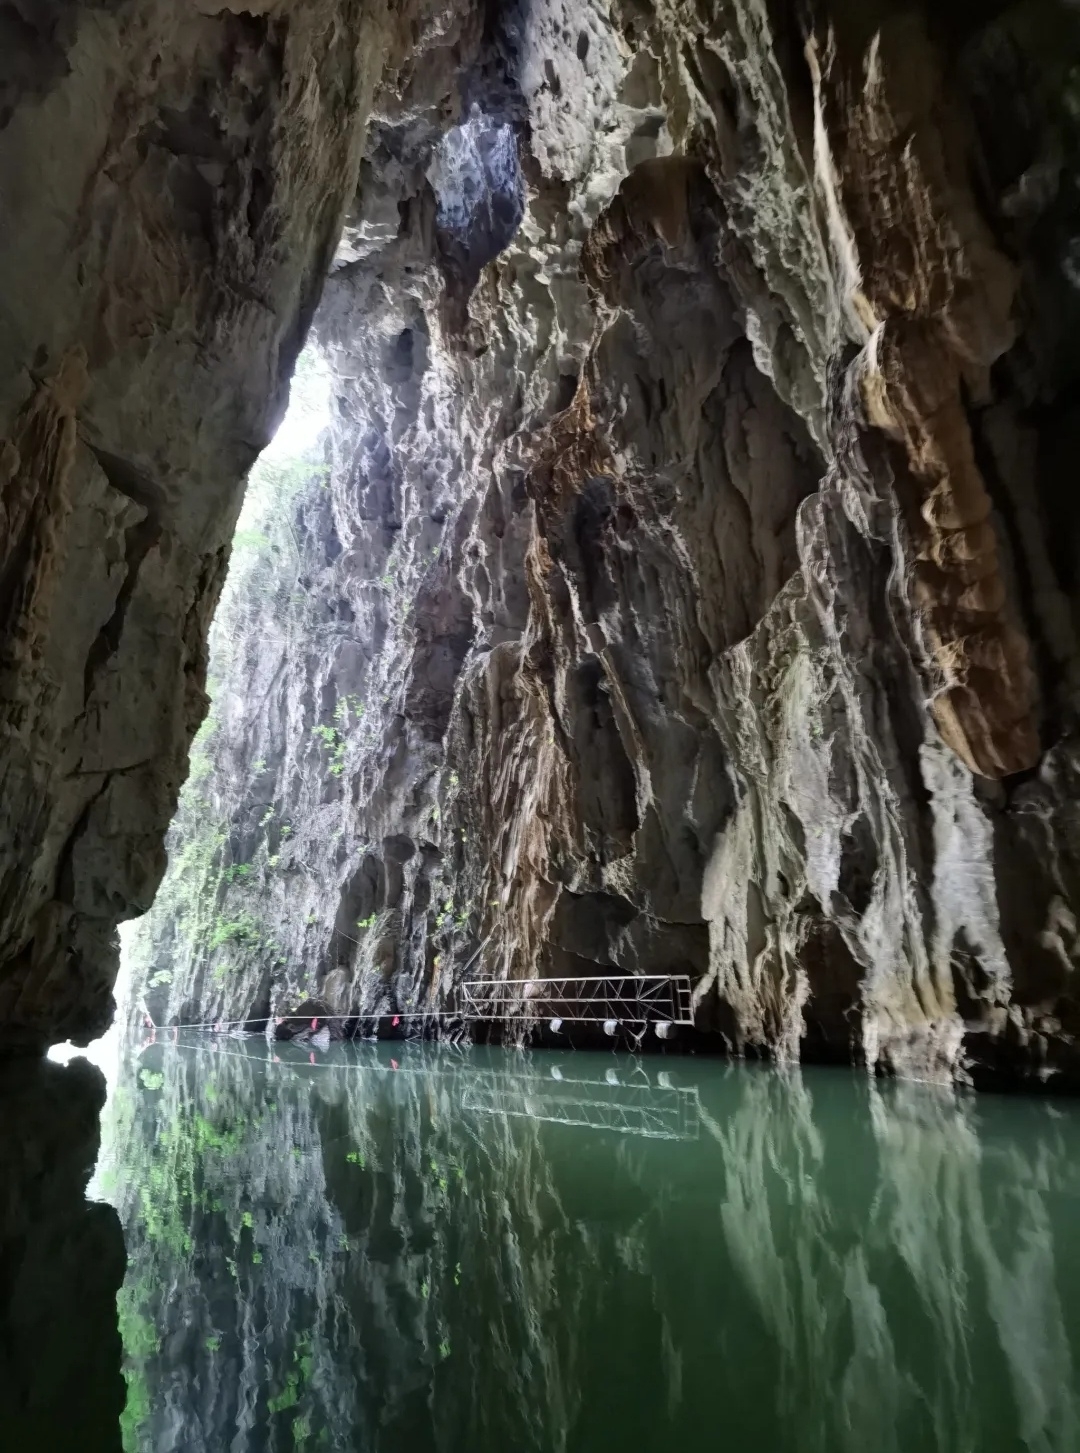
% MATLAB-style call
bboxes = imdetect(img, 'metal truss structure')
[460,972,694,1027]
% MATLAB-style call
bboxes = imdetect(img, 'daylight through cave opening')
[0,0,1078,1092]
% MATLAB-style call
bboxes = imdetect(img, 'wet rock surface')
[5,3,1080,1085]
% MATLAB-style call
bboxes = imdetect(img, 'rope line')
[144,1010,460,1032]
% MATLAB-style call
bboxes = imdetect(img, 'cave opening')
[4,1,1080,1448]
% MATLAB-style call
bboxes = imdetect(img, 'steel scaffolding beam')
[461,973,694,1026]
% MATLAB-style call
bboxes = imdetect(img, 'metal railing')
[461,973,694,1026]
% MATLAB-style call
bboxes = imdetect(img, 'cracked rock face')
[7,1,1080,1086]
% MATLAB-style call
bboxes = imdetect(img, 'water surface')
[104,1039,1080,1452]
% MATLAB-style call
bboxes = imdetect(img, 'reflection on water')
[101,1040,1080,1452]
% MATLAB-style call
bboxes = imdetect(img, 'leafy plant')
[209,913,260,950]
[268,1373,300,1415]
[312,722,347,777]
[333,693,364,728]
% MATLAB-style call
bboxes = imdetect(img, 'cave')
[4,0,1080,1448]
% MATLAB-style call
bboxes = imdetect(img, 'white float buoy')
[549,1017,563,1033]
[603,1019,618,1037]
[605,1068,620,1086]
[550,1066,563,1081]
[654,1021,675,1040]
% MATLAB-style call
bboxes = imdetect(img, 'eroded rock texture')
[0,0,484,1048]
[25,1,1080,1084]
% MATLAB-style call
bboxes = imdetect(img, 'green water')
[104,1039,1080,1452]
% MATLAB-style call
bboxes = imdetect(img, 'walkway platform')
[461,973,694,1029]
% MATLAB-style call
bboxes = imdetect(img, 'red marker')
[390,1058,399,1070]
[392,1015,400,1028]
[309,1052,315,1065]
[311,1017,318,1030]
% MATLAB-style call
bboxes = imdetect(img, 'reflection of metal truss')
[462,1071,701,1140]
[461,974,694,1026]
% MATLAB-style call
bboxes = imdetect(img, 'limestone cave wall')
[6,1,1080,1085]
[0,0,480,1048]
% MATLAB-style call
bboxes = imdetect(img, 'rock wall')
[33,1,1080,1085]
[0,0,490,1049]
[0,1055,126,1450]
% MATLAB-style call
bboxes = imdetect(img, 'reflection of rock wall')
[0,1057,125,1451]
[109,1044,1080,1452]
[708,1069,1080,1453]
[869,1085,1080,1453]
[111,1041,595,1453]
